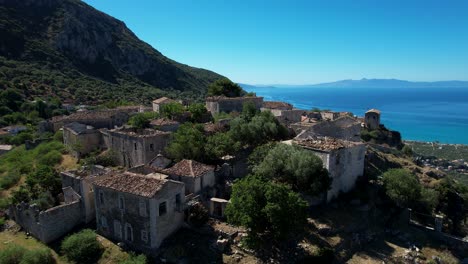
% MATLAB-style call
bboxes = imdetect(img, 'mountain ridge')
[0,0,225,104]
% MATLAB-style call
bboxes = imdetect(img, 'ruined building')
[365,109,381,130]
[295,116,363,142]
[63,122,102,158]
[101,128,171,168]
[284,136,366,202]
[44,110,130,132]
[261,101,304,124]
[205,96,263,114]
[9,166,111,243]
[93,172,185,252]
[152,97,176,113]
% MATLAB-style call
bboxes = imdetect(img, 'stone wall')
[320,112,340,121]
[326,144,366,201]
[304,144,366,202]
[206,97,263,114]
[101,130,171,167]
[9,197,83,243]
[63,128,102,158]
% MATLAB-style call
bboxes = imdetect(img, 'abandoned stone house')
[284,136,366,202]
[294,116,363,142]
[93,172,185,252]
[101,128,171,168]
[205,96,264,114]
[149,118,180,132]
[63,122,102,158]
[320,111,341,121]
[152,97,176,113]
[9,166,110,243]
[260,101,303,124]
[365,109,381,130]
[44,110,130,132]
[163,159,215,195]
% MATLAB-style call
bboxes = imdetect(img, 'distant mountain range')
[241,79,468,89]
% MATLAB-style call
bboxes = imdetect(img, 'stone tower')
[365,109,381,130]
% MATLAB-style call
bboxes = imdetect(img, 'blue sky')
[83,0,468,85]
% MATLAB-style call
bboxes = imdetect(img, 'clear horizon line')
[238,78,468,86]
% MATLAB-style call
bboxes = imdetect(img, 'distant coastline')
[241,78,468,89]
[241,83,468,144]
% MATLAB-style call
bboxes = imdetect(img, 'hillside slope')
[0,0,224,104]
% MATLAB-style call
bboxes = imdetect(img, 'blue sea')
[243,86,468,144]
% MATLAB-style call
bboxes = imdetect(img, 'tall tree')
[382,169,421,208]
[225,175,307,242]
[166,123,206,161]
[207,78,244,97]
[252,144,331,196]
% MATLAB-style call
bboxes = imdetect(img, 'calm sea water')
[243,86,468,144]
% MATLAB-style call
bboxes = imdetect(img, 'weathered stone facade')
[93,172,185,252]
[320,111,341,121]
[9,165,111,243]
[365,109,381,130]
[9,190,83,243]
[63,122,102,158]
[61,165,112,223]
[101,128,171,168]
[285,136,366,202]
[205,96,263,114]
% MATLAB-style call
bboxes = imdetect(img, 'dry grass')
[57,154,79,171]
[0,222,130,264]
[0,223,69,264]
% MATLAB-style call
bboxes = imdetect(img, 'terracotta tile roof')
[150,118,180,126]
[51,110,125,122]
[294,136,362,151]
[93,172,167,198]
[262,101,293,110]
[164,159,214,177]
[153,97,175,104]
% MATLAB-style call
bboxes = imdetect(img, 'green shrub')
[0,197,10,209]
[0,244,26,264]
[0,217,5,228]
[19,249,54,264]
[402,145,413,156]
[52,131,63,142]
[119,254,147,264]
[301,246,334,263]
[0,171,21,189]
[61,229,103,263]
[38,150,62,166]
[188,203,209,227]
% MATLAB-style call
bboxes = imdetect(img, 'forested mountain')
[0,0,225,104]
